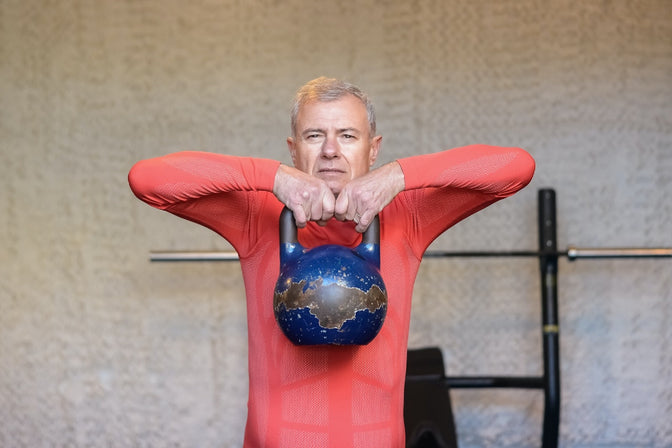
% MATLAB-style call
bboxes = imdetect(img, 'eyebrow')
[338,128,361,135]
[301,127,361,136]
[301,128,325,136]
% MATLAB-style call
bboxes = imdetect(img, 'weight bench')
[404,347,459,448]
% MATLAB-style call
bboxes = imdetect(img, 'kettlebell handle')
[279,207,380,246]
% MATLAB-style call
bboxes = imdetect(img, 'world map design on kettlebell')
[274,208,388,346]
[274,278,387,330]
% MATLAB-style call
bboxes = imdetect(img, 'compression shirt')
[128,144,535,447]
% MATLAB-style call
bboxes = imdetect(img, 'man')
[129,77,535,447]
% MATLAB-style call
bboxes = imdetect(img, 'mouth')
[317,168,346,175]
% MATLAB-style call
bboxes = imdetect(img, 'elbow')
[128,159,165,207]
[516,147,536,186]
[127,160,147,198]
[498,147,536,197]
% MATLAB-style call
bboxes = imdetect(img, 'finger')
[292,206,308,228]
[338,188,358,221]
[334,192,348,221]
[309,199,322,224]
[321,190,336,222]
[346,197,358,222]
[355,210,374,233]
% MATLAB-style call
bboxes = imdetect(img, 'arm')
[128,151,280,249]
[398,145,534,197]
[333,145,534,234]
[395,144,536,252]
[128,151,280,208]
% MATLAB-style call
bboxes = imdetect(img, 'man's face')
[287,94,382,195]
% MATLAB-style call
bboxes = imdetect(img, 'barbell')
[149,246,672,262]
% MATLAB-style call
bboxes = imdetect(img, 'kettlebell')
[273,207,388,346]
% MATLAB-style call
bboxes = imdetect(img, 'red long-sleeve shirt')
[128,144,535,447]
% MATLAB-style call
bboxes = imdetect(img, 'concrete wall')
[1,0,670,446]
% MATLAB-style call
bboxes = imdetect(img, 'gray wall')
[1,1,670,447]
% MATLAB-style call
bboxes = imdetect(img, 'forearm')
[341,161,405,211]
[371,160,406,197]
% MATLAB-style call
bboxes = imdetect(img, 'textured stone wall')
[1,0,670,446]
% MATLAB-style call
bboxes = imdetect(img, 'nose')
[320,135,341,159]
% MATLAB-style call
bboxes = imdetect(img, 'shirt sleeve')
[397,144,535,198]
[128,151,280,208]
[391,144,535,256]
[128,151,281,252]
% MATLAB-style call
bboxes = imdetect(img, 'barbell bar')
[149,246,672,262]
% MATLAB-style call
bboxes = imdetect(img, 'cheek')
[293,148,315,171]
[352,151,373,175]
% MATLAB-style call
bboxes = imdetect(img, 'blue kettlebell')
[273,207,388,346]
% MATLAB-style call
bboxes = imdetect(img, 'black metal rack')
[406,189,561,448]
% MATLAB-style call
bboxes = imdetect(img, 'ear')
[287,137,297,166]
[368,135,382,167]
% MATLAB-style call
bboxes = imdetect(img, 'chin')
[319,178,346,195]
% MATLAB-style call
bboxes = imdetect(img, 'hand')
[273,164,336,228]
[335,161,405,232]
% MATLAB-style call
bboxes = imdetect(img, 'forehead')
[296,95,369,132]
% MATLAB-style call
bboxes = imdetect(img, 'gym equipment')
[406,190,561,448]
[272,207,388,345]
[150,247,672,262]
[405,347,459,448]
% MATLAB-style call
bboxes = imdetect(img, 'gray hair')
[290,76,377,137]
